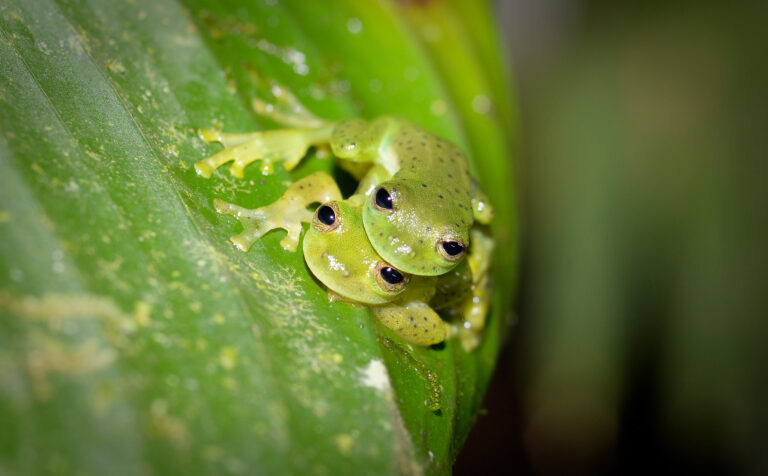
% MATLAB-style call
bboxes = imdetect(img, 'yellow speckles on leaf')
[219,346,238,370]
[168,280,194,297]
[150,399,189,448]
[332,433,355,456]
[26,336,116,401]
[106,59,126,74]
[316,352,344,367]
[162,143,179,158]
[133,301,152,327]
[31,163,43,174]
[137,229,157,242]
[189,301,202,313]
[213,312,225,324]
[221,376,237,390]
[250,272,260,281]
[0,210,11,223]
[0,291,135,334]
[224,70,237,93]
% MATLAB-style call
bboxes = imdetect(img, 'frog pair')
[195,117,494,350]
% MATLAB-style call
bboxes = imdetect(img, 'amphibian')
[195,117,494,277]
[214,172,492,349]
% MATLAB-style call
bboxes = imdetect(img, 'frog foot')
[213,172,342,252]
[195,124,334,178]
[373,302,448,346]
[448,323,483,352]
[443,272,491,351]
[213,198,308,252]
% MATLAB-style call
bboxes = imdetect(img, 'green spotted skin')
[330,117,488,276]
[195,115,493,277]
[303,197,409,305]
[303,195,449,346]
[197,111,494,347]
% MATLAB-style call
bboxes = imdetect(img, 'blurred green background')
[457,0,768,473]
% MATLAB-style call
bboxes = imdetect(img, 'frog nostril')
[374,187,393,210]
[317,205,336,225]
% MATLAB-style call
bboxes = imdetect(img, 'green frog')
[214,172,492,349]
[195,117,494,277]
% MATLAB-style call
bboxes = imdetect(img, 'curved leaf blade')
[0,0,516,474]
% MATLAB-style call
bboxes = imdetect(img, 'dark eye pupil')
[442,241,464,256]
[317,205,336,225]
[380,266,404,284]
[375,188,393,210]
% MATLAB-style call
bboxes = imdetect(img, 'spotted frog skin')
[214,171,491,349]
[195,117,494,277]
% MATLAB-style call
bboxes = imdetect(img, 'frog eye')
[437,240,466,262]
[374,262,408,293]
[372,187,394,212]
[312,202,340,233]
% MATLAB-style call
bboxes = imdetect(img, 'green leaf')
[0,0,516,474]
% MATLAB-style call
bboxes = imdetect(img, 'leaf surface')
[0,1,515,474]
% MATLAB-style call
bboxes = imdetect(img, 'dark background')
[456,1,768,474]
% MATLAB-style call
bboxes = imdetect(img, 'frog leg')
[195,124,335,178]
[373,301,448,346]
[452,227,495,350]
[434,228,494,351]
[471,178,494,224]
[214,171,341,251]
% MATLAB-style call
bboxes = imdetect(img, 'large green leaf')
[0,0,516,474]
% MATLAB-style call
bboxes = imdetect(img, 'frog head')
[303,199,411,305]
[362,179,469,276]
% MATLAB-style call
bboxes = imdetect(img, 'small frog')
[214,172,492,349]
[195,117,494,277]
[303,195,452,347]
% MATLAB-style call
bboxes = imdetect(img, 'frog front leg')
[373,301,448,346]
[195,124,335,178]
[456,228,495,350]
[214,171,341,251]
[195,117,398,179]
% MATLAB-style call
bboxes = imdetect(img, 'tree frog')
[213,172,492,349]
[214,171,447,345]
[195,117,494,277]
